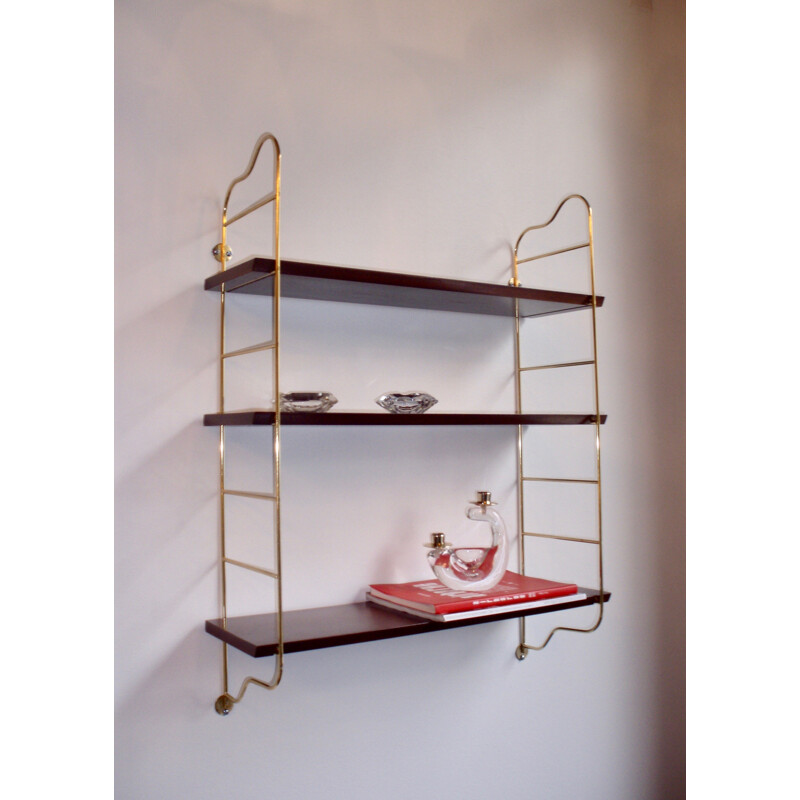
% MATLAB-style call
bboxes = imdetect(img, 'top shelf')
[204,258,604,318]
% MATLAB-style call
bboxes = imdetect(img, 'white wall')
[115,1,685,797]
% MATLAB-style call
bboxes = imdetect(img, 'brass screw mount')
[212,243,232,263]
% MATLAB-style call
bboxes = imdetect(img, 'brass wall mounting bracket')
[214,695,235,715]
[212,243,232,263]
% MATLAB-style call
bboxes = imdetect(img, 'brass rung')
[225,191,277,226]
[516,241,590,265]
[520,359,595,372]
[223,557,278,578]
[222,341,276,359]
[523,531,599,545]
[223,489,277,501]
[523,477,598,484]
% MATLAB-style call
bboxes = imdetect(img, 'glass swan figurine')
[425,491,509,591]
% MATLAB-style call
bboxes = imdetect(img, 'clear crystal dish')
[280,392,338,413]
[375,392,438,414]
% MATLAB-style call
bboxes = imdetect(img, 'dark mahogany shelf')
[203,411,606,427]
[204,258,604,318]
[205,588,609,657]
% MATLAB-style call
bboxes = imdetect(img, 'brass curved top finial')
[510,194,592,287]
[216,132,281,269]
[223,132,281,225]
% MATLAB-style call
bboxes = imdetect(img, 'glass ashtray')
[280,392,338,413]
[375,392,438,414]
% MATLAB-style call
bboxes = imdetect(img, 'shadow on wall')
[115,418,218,705]
[115,284,216,436]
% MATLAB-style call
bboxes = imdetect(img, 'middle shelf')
[204,411,607,426]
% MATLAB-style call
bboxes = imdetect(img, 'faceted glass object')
[280,392,338,413]
[425,491,509,591]
[376,392,438,414]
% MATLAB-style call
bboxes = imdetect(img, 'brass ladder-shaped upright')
[212,133,283,715]
[511,195,604,660]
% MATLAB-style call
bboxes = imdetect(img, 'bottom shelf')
[205,588,609,657]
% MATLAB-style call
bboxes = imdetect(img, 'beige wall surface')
[115,1,685,797]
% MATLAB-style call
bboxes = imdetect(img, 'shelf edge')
[205,589,610,657]
[204,257,605,316]
[203,412,608,427]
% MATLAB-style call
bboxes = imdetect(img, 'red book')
[367,571,578,616]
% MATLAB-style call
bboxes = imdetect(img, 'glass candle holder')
[425,491,509,591]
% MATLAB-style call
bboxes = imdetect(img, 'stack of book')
[366,571,584,622]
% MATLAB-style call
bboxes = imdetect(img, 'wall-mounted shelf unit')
[203,132,608,715]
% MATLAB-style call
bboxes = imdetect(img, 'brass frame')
[212,133,283,715]
[511,194,604,660]
[206,134,603,704]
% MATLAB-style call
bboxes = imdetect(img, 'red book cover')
[368,571,578,614]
